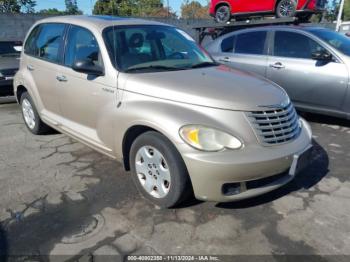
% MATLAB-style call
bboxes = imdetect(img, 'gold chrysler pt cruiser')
[14,16,313,208]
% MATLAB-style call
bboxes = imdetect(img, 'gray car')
[206,26,350,119]
[14,16,312,208]
[0,41,21,96]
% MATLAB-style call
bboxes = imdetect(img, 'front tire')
[130,131,191,208]
[215,5,231,24]
[20,92,51,135]
[276,0,297,18]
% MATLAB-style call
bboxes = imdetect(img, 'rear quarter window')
[24,25,40,56]
[221,35,235,53]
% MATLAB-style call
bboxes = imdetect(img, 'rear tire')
[20,92,51,135]
[130,131,192,208]
[215,5,231,24]
[276,0,297,18]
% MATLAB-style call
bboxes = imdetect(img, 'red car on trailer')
[209,0,327,23]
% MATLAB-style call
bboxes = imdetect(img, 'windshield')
[0,41,21,57]
[103,25,215,73]
[309,29,350,56]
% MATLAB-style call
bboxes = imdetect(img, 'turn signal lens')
[179,125,243,152]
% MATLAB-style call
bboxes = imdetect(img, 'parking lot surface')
[0,101,350,260]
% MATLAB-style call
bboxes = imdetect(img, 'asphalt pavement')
[0,101,349,261]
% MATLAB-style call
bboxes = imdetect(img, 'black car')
[0,41,21,96]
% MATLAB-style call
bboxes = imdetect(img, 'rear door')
[23,23,66,121]
[267,30,348,110]
[215,30,268,77]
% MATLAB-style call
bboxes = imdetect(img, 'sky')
[35,0,209,16]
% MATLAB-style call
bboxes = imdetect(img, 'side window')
[24,26,41,56]
[221,35,235,53]
[235,31,267,55]
[64,26,102,68]
[26,23,66,62]
[274,31,326,59]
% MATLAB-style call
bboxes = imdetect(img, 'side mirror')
[72,59,104,76]
[311,50,332,61]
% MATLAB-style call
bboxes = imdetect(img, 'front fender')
[109,91,255,158]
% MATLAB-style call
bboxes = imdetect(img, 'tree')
[149,6,177,18]
[343,0,350,20]
[65,0,82,15]
[93,0,119,15]
[38,8,65,15]
[93,0,174,17]
[323,0,345,22]
[181,0,209,19]
[0,0,36,13]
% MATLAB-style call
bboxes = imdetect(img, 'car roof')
[210,25,334,43]
[35,15,170,31]
[231,25,333,32]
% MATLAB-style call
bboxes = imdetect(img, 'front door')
[267,30,348,111]
[56,25,116,153]
[234,0,275,13]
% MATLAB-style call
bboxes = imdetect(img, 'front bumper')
[180,119,312,202]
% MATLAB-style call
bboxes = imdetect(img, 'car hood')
[0,56,20,70]
[122,65,289,111]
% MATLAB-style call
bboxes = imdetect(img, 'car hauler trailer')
[193,17,299,44]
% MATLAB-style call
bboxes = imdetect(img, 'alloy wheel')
[216,6,230,23]
[279,0,295,17]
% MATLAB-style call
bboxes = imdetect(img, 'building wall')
[0,14,50,41]
[0,14,213,41]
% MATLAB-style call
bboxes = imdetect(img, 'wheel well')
[215,2,230,13]
[274,0,279,11]
[122,125,157,171]
[16,85,27,103]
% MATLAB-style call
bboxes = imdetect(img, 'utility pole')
[336,0,345,31]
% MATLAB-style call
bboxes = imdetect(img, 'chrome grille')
[247,103,301,145]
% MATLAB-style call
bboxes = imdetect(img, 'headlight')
[179,125,243,152]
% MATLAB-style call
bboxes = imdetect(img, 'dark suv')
[0,41,21,96]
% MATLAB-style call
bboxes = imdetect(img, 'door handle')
[219,57,230,62]
[269,62,285,69]
[27,65,34,71]
[56,75,68,82]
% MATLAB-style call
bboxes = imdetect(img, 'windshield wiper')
[124,65,185,73]
[190,62,218,69]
